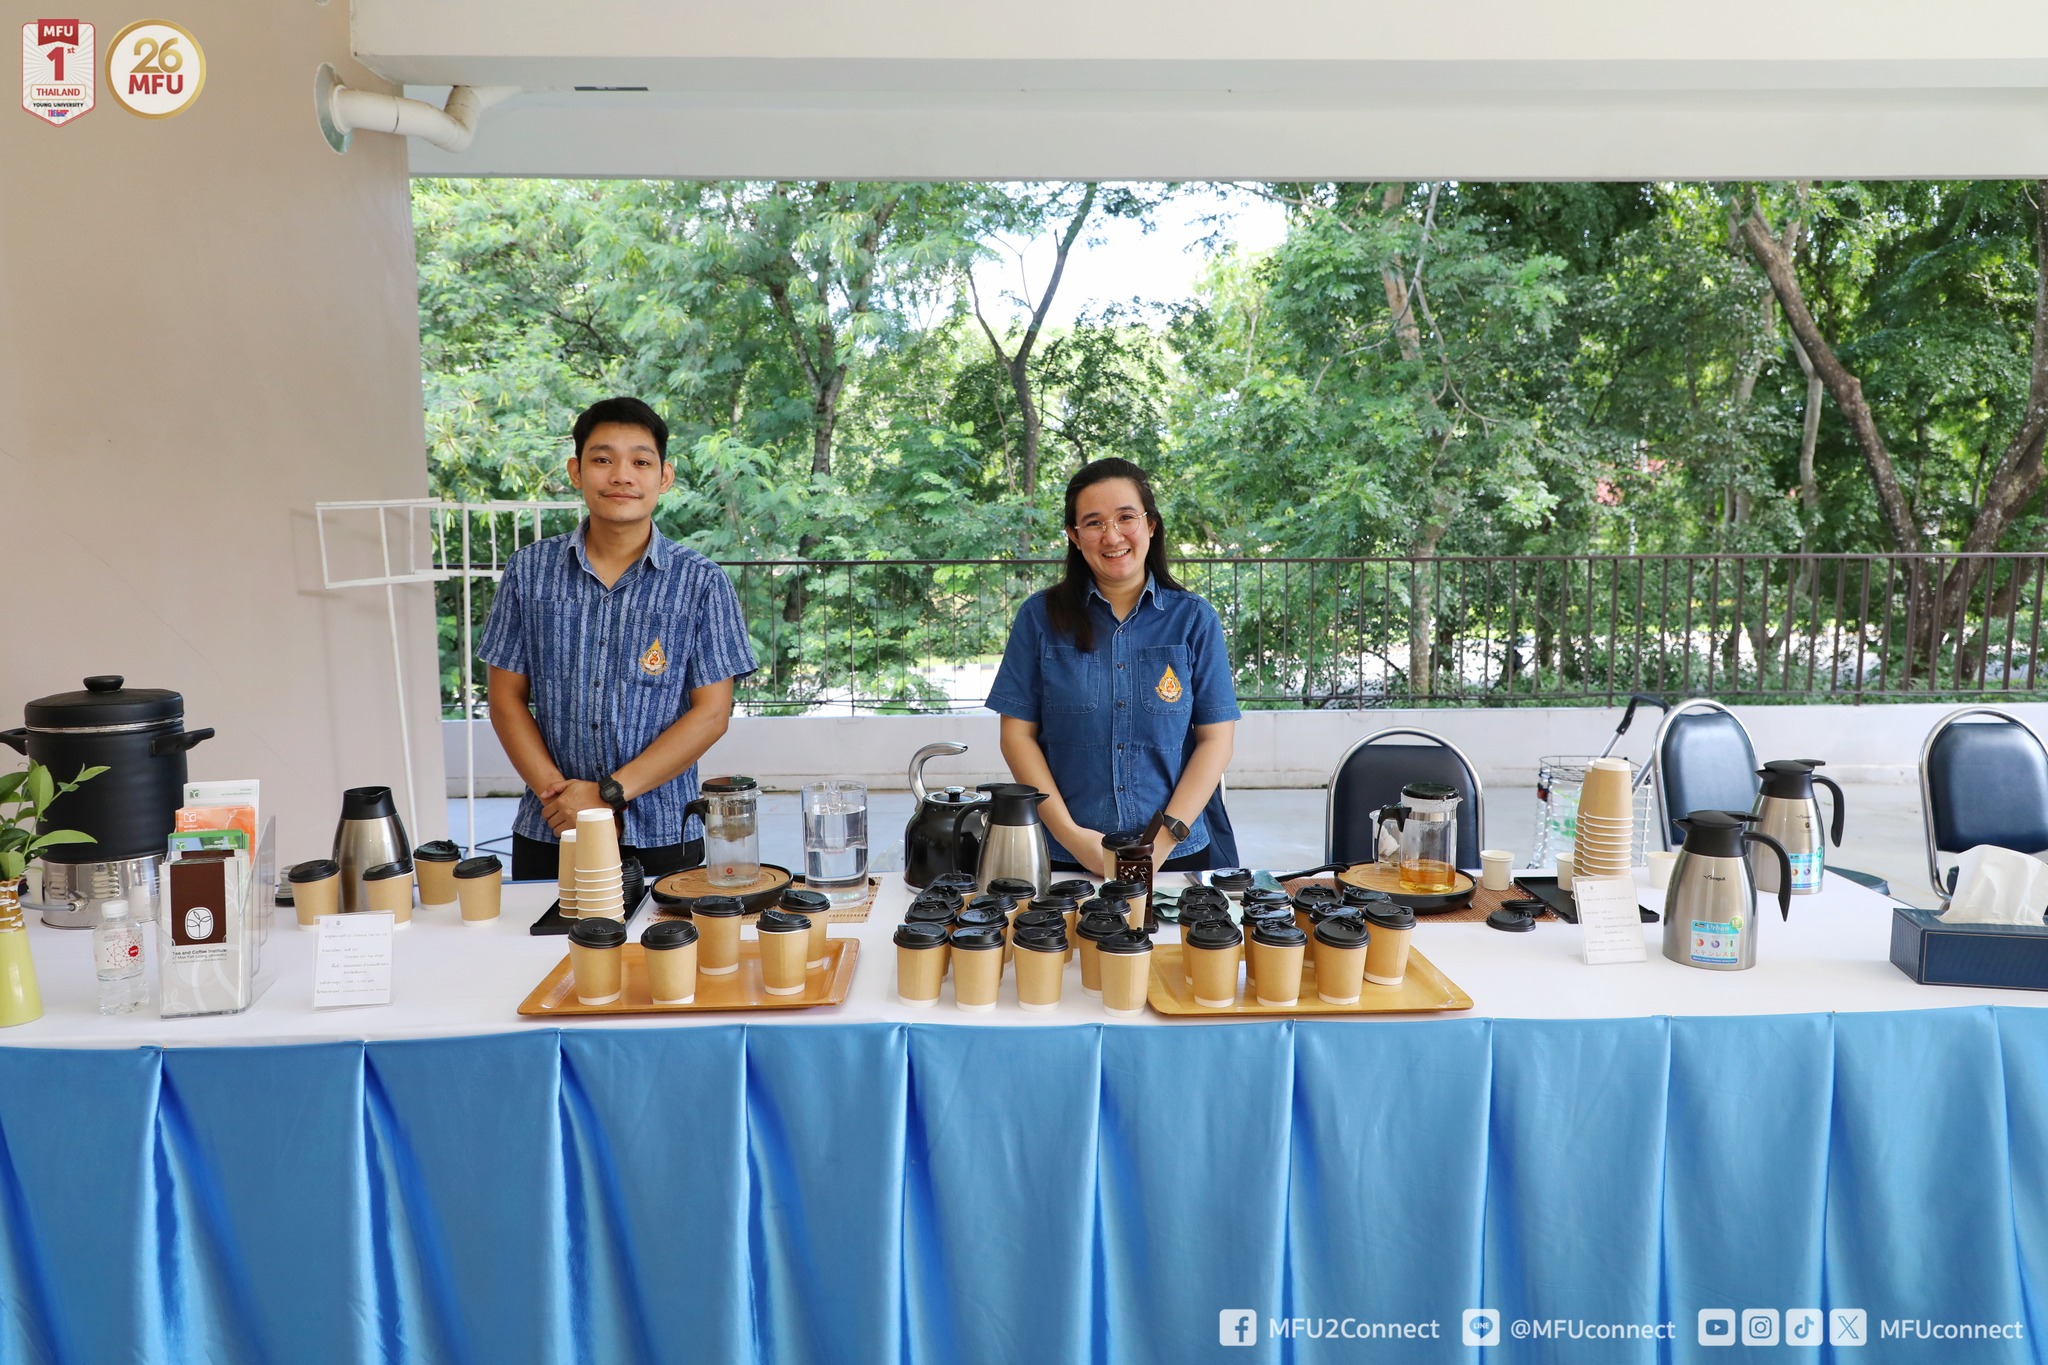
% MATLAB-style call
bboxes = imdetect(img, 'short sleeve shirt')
[477,521,757,848]
[986,578,1240,864]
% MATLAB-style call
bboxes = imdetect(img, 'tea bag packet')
[1941,845,2048,925]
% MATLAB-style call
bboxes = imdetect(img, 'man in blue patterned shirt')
[478,397,758,879]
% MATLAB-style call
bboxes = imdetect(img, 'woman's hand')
[1149,830,1179,872]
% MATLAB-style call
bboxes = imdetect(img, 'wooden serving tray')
[1335,861,1476,912]
[516,938,858,1018]
[1145,943,1472,1017]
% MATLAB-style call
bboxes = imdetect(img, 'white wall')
[0,1,446,865]
[447,703,2043,797]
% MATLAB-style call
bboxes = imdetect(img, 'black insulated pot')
[0,676,215,863]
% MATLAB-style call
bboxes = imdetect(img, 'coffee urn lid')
[24,675,183,728]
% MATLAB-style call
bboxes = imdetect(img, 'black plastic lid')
[1101,830,1146,852]
[757,909,810,933]
[1243,905,1293,931]
[569,918,627,948]
[1758,759,1824,799]
[905,901,959,925]
[1028,895,1078,915]
[1096,928,1155,955]
[363,861,411,881]
[955,906,1009,932]
[1014,925,1069,952]
[692,894,745,918]
[929,873,980,894]
[288,859,339,883]
[454,855,502,878]
[1341,884,1393,906]
[340,786,397,821]
[988,877,1038,898]
[1048,879,1096,900]
[1243,887,1292,907]
[1186,919,1243,949]
[702,775,759,794]
[1013,908,1066,935]
[780,888,831,914]
[1253,921,1308,948]
[1292,884,1341,907]
[894,921,951,948]
[1180,886,1229,914]
[1310,903,1363,926]
[414,840,462,863]
[964,893,1015,916]
[1210,869,1254,890]
[1313,918,1368,949]
[1366,903,1417,931]
[1401,781,1459,802]
[1677,809,1758,858]
[1180,904,1230,928]
[1099,879,1143,901]
[23,675,183,728]
[950,926,1004,951]
[642,919,699,949]
[1078,909,1130,941]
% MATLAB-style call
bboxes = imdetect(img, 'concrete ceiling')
[352,0,2048,179]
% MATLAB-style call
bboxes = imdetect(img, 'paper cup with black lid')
[641,918,699,1004]
[782,887,833,967]
[1100,878,1146,930]
[412,840,462,910]
[949,925,1005,1012]
[1012,923,1068,1013]
[895,921,951,1006]
[1096,927,1154,1019]
[1251,920,1308,1006]
[926,872,979,909]
[363,861,414,926]
[692,894,745,976]
[288,859,340,928]
[905,896,959,928]
[1240,906,1294,986]
[1183,918,1244,1008]
[1209,868,1253,903]
[1178,903,1233,985]
[1029,895,1081,955]
[1312,917,1369,1005]
[568,917,628,1005]
[1048,878,1095,903]
[454,855,504,923]
[987,876,1038,902]
[1076,908,1129,997]
[755,908,812,996]
[1363,902,1418,987]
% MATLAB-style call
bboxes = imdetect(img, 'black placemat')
[1512,875,1658,925]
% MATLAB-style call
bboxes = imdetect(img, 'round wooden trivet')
[1334,861,1477,913]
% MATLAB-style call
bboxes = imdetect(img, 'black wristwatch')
[1161,812,1190,843]
[598,776,628,814]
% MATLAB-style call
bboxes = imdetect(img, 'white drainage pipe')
[314,63,517,155]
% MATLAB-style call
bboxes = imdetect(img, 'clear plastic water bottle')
[94,897,147,1015]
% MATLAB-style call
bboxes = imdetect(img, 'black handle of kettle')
[150,727,215,757]
[1745,830,1795,920]
[1811,774,1846,847]
[0,729,24,756]
[683,797,708,820]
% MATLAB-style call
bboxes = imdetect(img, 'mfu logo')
[1218,1310,1258,1346]
[20,19,95,126]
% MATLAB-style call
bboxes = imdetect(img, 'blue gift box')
[1890,905,2048,991]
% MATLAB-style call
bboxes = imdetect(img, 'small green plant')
[0,760,106,881]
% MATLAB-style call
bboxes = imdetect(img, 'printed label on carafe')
[1788,848,1823,892]
[1689,918,1740,965]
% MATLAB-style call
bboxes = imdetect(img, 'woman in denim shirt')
[987,458,1240,877]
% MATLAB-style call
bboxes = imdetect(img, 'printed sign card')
[1574,876,1648,965]
[314,912,395,1009]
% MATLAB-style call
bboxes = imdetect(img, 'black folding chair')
[1324,727,1485,869]
[1919,706,2048,905]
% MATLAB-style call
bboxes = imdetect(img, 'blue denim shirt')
[477,521,758,848]
[987,578,1240,864]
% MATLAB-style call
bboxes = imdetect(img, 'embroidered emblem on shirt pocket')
[640,638,668,676]
[1155,664,1183,704]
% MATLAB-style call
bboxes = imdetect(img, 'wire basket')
[1530,756,1658,868]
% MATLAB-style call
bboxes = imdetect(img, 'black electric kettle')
[901,743,990,889]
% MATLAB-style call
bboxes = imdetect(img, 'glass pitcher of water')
[802,780,869,906]
[686,775,760,887]
[1374,782,1462,894]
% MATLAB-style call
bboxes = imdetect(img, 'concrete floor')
[449,777,1938,906]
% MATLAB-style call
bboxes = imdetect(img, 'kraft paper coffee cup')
[1030,896,1080,958]
[905,897,959,928]
[927,873,978,910]
[692,894,744,975]
[1183,919,1243,1008]
[1076,909,1127,997]
[1177,906,1230,984]
[1012,926,1067,1013]
[363,861,414,927]
[288,859,339,929]
[756,909,812,996]
[894,921,950,1006]
[1096,928,1154,1019]
[949,926,1005,1012]
[454,855,503,923]
[1239,908,1292,985]
[641,918,699,1004]
[782,888,833,968]
[987,877,1037,903]
[1210,869,1253,903]
[1048,879,1095,904]
[556,830,579,917]
[1252,921,1308,1007]
[568,918,627,1005]
[1364,903,1417,987]
[1313,918,1368,1005]
[1100,879,1145,930]
[412,841,461,909]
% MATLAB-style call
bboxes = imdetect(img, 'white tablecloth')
[1,871,2032,1048]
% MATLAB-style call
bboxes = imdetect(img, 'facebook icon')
[1219,1310,1258,1346]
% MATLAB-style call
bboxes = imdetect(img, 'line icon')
[1463,1309,1499,1346]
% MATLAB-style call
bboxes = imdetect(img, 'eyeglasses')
[1073,511,1150,538]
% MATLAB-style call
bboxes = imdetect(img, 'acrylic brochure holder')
[159,816,275,1017]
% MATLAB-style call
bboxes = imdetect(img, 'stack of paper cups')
[574,809,625,920]
[1574,757,1636,879]
[556,829,580,918]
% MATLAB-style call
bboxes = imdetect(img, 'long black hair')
[1043,458,1184,652]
